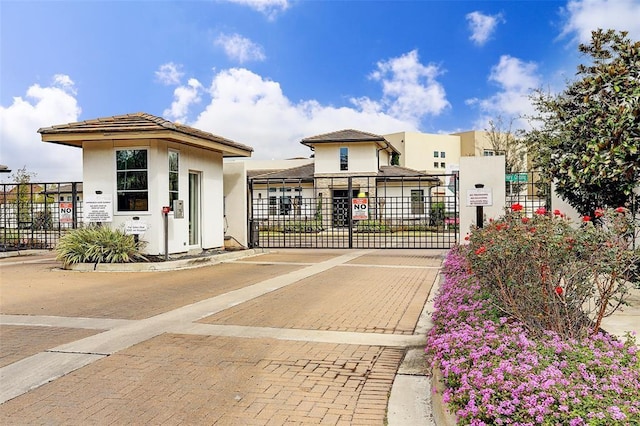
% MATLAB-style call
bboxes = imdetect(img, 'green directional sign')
[506,173,528,183]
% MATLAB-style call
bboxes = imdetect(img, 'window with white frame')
[433,162,439,168]
[433,151,439,158]
[340,147,349,171]
[169,150,179,209]
[411,190,425,214]
[440,151,446,158]
[116,149,148,211]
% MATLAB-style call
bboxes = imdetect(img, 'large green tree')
[524,29,639,215]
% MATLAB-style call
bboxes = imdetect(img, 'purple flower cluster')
[426,246,640,425]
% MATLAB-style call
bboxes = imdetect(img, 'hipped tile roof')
[38,112,253,155]
[300,129,399,153]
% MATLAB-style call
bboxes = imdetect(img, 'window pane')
[441,162,446,168]
[117,171,148,190]
[441,151,446,158]
[433,151,439,158]
[434,162,439,168]
[117,150,147,170]
[169,151,179,172]
[117,191,148,211]
[169,173,179,191]
[340,147,348,171]
[411,190,425,214]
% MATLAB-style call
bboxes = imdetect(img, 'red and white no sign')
[352,198,369,220]
[59,202,73,223]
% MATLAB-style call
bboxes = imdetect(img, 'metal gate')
[505,171,551,214]
[249,174,458,249]
[1,182,83,251]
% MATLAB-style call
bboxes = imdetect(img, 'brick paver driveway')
[0,249,443,425]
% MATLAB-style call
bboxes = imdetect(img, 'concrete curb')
[387,253,446,426]
[0,249,50,259]
[431,367,457,426]
[65,248,268,272]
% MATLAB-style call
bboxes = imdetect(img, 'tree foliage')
[485,116,527,175]
[524,29,640,215]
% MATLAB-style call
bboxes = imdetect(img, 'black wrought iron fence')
[505,171,551,215]
[0,182,83,251]
[249,174,458,249]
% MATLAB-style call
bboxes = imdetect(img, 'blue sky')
[2,0,640,182]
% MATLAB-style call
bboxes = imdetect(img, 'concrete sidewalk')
[0,249,442,425]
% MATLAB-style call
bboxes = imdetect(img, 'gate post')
[72,182,78,229]
[348,177,353,248]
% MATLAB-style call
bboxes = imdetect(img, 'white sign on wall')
[85,194,113,222]
[466,188,493,207]
[124,220,148,235]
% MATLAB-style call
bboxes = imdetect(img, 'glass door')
[188,172,201,246]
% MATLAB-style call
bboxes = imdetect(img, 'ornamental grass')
[426,208,640,425]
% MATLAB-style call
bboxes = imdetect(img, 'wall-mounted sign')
[352,198,369,220]
[124,220,148,235]
[59,202,73,223]
[466,188,493,207]
[85,194,113,222]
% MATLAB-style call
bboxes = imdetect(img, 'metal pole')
[164,210,169,261]
[475,184,484,229]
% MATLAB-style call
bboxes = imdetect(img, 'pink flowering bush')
[426,246,640,425]
[466,206,639,339]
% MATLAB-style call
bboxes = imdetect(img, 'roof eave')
[40,130,252,157]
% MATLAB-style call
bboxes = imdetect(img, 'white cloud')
[190,67,417,160]
[223,0,289,20]
[0,75,82,182]
[214,33,266,64]
[163,78,204,123]
[561,0,640,43]
[466,11,504,46]
[469,55,541,130]
[365,50,450,123]
[155,62,184,86]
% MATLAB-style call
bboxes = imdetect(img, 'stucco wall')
[223,161,249,247]
[459,155,506,240]
[385,132,461,173]
[82,138,225,255]
[314,143,379,174]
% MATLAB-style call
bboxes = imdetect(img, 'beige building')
[384,131,461,174]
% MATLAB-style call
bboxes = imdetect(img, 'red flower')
[521,217,530,224]
[553,209,562,216]
[475,246,486,255]
[615,207,626,214]
[594,208,604,218]
[582,215,591,222]
[464,235,470,241]
[535,207,547,215]
[529,227,536,233]
[555,286,563,296]
[511,203,523,212]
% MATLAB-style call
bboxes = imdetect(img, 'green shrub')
[282,220,324,233]
[56,225,147,268]
[355,220,389,233]
[467,205,639,339]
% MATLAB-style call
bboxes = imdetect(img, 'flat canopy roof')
[38,112,253,158]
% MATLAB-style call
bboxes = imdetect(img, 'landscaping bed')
[426,207,640,425]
